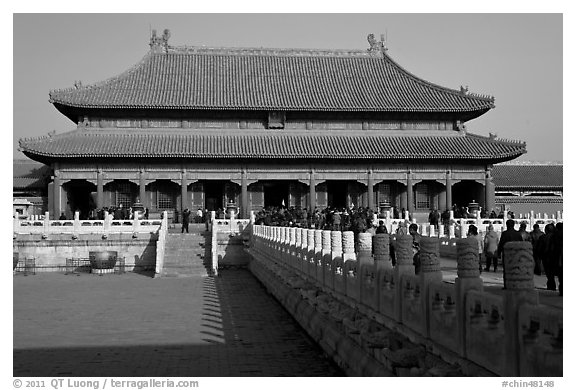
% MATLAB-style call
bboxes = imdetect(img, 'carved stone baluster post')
[342,231,356,261]
[300,228,308,275]
[280,227,288,265]
[327,230,342,291]
[306,229,315,280]
[295,227,302,273]
[357,232,373,266]
[373,234,391,271]
[503,242,538,377]
[357,232,374,307]
[314,230,322,283]
[320,230,332,287]
[289,227,297,269]
[393,234,415,322]
[418,237,443,337]
[455,237,484,355]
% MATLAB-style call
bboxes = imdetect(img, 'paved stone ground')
[13,270,343,377]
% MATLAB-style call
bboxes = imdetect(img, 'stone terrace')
[13,271,342,377]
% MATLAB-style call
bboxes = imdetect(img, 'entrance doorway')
[263,181,290,208]
[64,180,96,219]
[205,181,225,212]
[327,181,348,208]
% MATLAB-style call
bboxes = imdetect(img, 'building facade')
[19,31,526,221]
[492,162,563,216]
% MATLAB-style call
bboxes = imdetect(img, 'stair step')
[161,229,212,277]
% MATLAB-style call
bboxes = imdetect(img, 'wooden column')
[241,169,248,219]
[485,168,495,213]
[181,170,188,212]
[53,171,62,218]
[97,169,104,209]
[139,169,146,207]
[406,170,414,216]
[367,169,374,211]
[309,169,316,212]
[446,170,453,210]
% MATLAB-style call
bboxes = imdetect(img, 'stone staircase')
[161,224,212,277]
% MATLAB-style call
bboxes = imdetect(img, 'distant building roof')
[493,163,563,190]
[49,35,494,117]
[13,159,50,190]
[20,128,525,162]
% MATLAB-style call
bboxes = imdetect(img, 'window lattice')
[116,182,133,208]
[415,183,430,209]
[157,189,173,209]
[379,183,391,204]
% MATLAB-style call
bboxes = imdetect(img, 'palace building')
[19,30,526,221]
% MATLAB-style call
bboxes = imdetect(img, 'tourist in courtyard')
[483,224,499,272]
[376,220,388,234]
[467,225,483,273]
[530,224,544,275]
[497,219,523,289]
[518,222,530,241]
[554,223,563,296]
[181,208,191,233]
[538,223,561,292]
[409,223,422,275]
[332,210,341,231]
[428,209,440,230]
[396,221,408,235]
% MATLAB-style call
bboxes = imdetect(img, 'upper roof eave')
[48,41,496,114]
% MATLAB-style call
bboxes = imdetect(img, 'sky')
[11,13,563,162]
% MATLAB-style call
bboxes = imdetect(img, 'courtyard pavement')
[13,270,343,377]
[13,255,561,377]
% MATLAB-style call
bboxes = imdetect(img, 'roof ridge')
[467,132,526,145]
[165,45,375,58]
[49,51,154,100]
[381,52,496,105]
[495,160,563,166]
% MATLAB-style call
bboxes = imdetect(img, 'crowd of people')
[254,206,377,234]
[464,220,563,295]
[252,205,562,296]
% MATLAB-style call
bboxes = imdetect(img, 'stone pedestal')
[342,231,356,261]
[314,230,323,282]
[503,242,539,376]
[289,227,297,268]
[320,230,331,286]
[419,237,443,337]
[300,228,308,275]
[307,229,316,279]
[357,232,373,266]
[373,234,391,271]
[393,234,415,322]
[327,231,342,290]
[455,237,484,355]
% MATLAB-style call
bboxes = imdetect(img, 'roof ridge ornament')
[150,28,171,53]
[367,33,387,55]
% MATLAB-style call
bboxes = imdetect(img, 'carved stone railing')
[14,211,163,237]
[248,225,562,377]
[375,209,562,239]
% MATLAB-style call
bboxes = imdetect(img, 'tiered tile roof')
[13,159,50,189]
[49,44,495,114]
[492,164,563,189]
[20,129,525,162]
